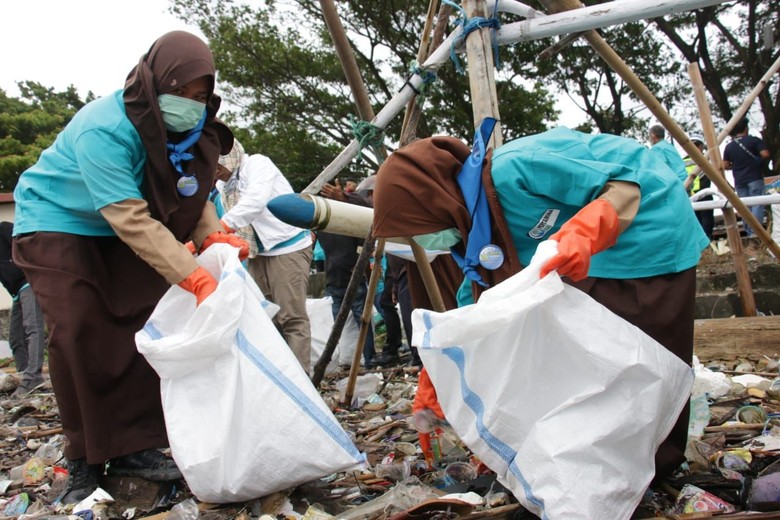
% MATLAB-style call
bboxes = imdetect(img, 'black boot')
[107,449,182,481]
[59,458,103,505]
[372,351,402,367]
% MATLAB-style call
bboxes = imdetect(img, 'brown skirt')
[14,232,171,463]
[568,268,697,478]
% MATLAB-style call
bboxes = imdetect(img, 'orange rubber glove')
[178,266,218,306]
[184,241,197,255]
[200,231,249,261]
[540,198,620,281]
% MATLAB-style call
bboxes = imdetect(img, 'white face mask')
[413,228,462,250]
[157,94,206,132]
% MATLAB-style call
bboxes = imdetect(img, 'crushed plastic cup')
[34,442,63,465]
[374,461,411,482]
[443,462,478,486]
[166,498,200,520]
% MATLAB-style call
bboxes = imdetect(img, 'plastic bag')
[307,297,360,371]
[136,244,364,503]
[411,241,693,520]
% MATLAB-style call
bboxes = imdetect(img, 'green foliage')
[653,0,780,174]
[171,0,557,188]
[0,83,92,192]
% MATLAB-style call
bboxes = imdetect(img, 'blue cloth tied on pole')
[450,117,497,287]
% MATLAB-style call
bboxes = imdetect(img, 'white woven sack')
[412,241,693,520]
[307,296,360,371]
[136,244,365,503]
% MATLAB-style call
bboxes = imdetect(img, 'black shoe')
[107,449,182,481]
[372,352,402,367]
[59,458,103,505]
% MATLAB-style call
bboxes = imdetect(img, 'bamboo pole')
[343,238,385,407]
[538,0,780,261]
[327,0,448,400]
[689,63,756,316]
[463,0,503,148]
[319,0,387,162]
[313,0,388,389]
[407,239,447,312]
[399,0,441,144]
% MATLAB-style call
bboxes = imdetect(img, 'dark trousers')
[9,286,46,388]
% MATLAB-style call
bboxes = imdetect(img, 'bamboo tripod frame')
[311,0,778,398]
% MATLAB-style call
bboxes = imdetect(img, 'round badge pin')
[479,244,504,270]
[177,175,199,197]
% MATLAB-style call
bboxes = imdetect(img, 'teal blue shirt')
[14,90,147,236]
[650,139,688,183]
[491,128,709,280]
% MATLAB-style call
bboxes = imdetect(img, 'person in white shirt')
[216,139,314,372]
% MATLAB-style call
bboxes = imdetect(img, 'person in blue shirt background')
[12,31,245,503]
[372,126,709,481]
[723,117,772,237]
[648,124,688,184]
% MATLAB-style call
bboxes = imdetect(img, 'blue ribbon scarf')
[450,117,498,288]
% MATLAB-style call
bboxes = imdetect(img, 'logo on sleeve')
[528,209,560,239]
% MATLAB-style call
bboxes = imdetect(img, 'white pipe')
[497,0,727,44]
[691,191,780,211]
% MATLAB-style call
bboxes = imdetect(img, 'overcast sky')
[0,0,203,99]
[0,0,592,129]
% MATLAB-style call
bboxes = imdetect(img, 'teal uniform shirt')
[14,90,147,236]
[490,128,709,280]
[650,139,688,183]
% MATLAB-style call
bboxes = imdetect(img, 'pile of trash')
[3,356,780,520]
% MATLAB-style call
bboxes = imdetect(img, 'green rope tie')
[350,115,385,162]
[408,61,438,106]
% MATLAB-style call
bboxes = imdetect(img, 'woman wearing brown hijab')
[12,31,246,503]
[372,125,709,481]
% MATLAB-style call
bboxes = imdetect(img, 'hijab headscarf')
[372,137,521,301]
[124,30,233,241]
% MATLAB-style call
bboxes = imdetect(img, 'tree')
[652,0,780,174]
[526,10,691,140]
[0,83,93,191]
[170,0,558,190]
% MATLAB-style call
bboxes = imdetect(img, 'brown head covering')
[373,137,521,301]
[124,30,233,241]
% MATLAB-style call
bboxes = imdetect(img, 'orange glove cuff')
[200,231,250,261]
[541,199,620,281]
[177,266,218,306]
[413,368,445,419]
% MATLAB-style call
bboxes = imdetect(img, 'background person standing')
[0,221,46,397]
[216,138,314,373]
[723,117,771,237]
[648,124,688,183]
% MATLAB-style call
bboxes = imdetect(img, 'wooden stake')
[343,238,385,407]
[407,239,447,312]
[688,63,756,316]
[463,0,503,148]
